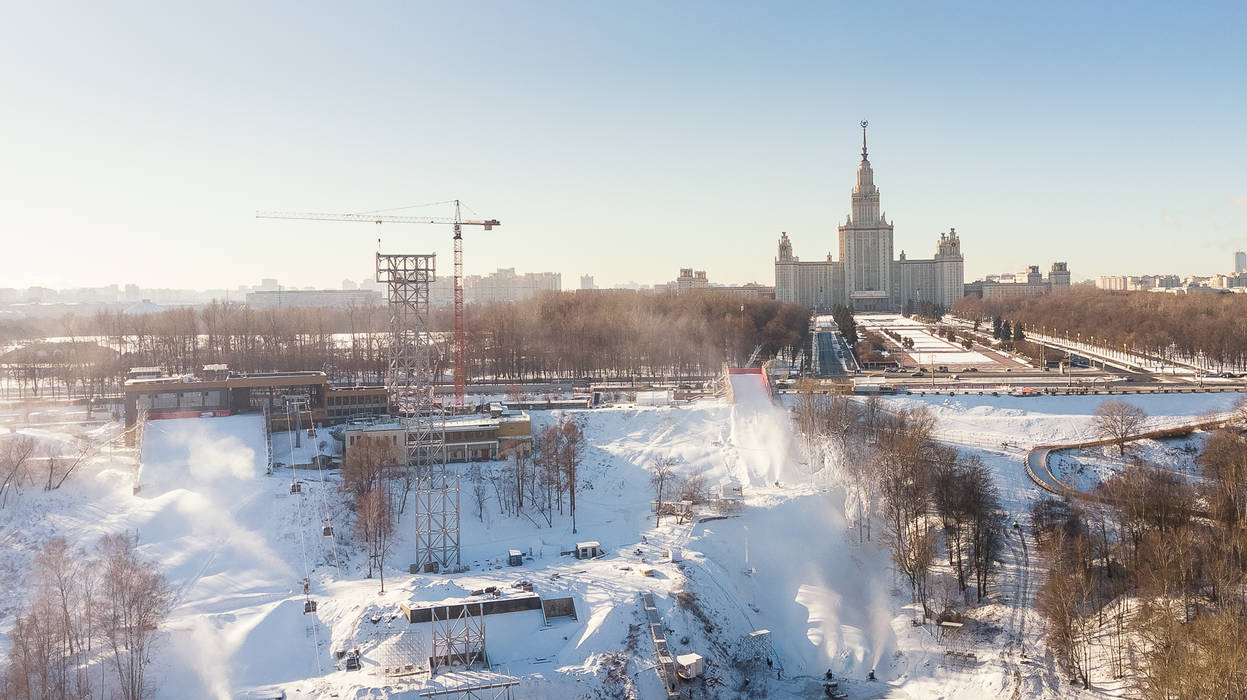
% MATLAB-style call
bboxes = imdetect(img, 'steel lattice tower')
[376,253,461,573]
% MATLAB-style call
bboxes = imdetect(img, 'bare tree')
[1037,534,1094,688]
[650,456,678,528]
[96,533,172,700]
[468,463,490,521]
[43,436,94,491]
[1093,400,1147,456]
[1,434,38,507]
[560,418,585,534]
[356,482,395,593]
[1198,428,1247,527]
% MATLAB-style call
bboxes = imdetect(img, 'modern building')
[1095,275,1129,291]
[430,267,562,306]
[775,123,965,312]
[1235,250,1246,275]
[671,269,774,298]
[245,288,382,309]
[579,274,596,290]
[124,368,388,432]
[964,262,1072,299]
[343,411,532,464]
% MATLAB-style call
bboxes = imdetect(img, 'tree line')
[953,286,1247,371]
[2,290,810,401]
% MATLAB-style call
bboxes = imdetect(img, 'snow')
[885,391,1239,450]
[2,388,1242,698]
[858,313,996,365]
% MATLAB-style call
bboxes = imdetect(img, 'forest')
[1031,399,1247,696]
[1,290,811,399]
[953,286,1247,370]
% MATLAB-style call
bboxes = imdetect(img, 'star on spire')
[860,120,869,161]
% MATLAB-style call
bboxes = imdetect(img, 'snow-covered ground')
[857,314,997,366]
[1050,435,1208,493]
[1,388,1240,698]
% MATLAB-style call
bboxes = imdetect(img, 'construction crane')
[257,201,499,406]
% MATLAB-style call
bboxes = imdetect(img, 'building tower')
[1235,250,1246,275]
[838,120,896,311]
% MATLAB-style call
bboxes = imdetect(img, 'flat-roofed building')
[124,369,388,432]
[342,411,532,465]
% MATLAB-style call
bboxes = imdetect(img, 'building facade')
[124,369,387,432]
[965,263,1071,299]
[245,289,382,309]
[775,123,965,312]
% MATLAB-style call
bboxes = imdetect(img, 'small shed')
[718,478,744,499]
[507,549,524,567]
[676,653,704,680]
[575,541,601,559]
[667,546,682,562]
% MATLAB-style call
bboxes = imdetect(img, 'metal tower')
[375,253,461,573]
[257,203,499,407]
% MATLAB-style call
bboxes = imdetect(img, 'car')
[1005,368,1013,372]
[964,367,979,373]
[910,371,925,377]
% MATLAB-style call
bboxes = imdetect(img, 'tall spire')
[860,119,869,161]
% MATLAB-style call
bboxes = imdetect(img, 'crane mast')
[257,201,498,407]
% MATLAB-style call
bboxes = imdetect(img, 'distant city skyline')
[2,3,1245,290]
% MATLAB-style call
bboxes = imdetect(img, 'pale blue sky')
[2,1,1244,291]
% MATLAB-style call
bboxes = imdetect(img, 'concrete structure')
[1236,250,1246,275]
[579,274,596,290]
[775,122,965,312]
[245,288,382,309]
[965,262,1072,299]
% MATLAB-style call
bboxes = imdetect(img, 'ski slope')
[5,392,1238,698]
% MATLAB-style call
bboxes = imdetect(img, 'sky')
[2,1,1245,291]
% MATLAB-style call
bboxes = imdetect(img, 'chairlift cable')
[309,421,342,578]
[285,404,323,675]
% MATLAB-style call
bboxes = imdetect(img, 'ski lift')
[304,599,318,614]
[322,524,334,538]
[344,649,361,671]
[290,481,302,495]
[302,578,310,595]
